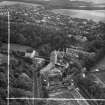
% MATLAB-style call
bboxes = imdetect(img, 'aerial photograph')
[0,0,105,105]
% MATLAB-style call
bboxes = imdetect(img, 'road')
[49,85,89,105]
[91,56,105,87]
[92,56,105,71]
[48,77,89,105]
[40,63,89,105]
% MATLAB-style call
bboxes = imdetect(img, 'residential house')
[25,49,38,58]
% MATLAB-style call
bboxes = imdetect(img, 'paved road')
[40,63,90,105]
[91,56,105,87]
[49,80,89,105]
[92,56,105,71]
[49,88,80,105]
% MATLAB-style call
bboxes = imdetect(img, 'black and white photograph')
[0,0,105,105]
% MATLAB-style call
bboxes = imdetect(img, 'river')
[52,9,105,22]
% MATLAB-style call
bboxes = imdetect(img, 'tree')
[0,72,7,88]
[38,44,51,56]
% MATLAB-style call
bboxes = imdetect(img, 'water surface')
[52,9,105,22]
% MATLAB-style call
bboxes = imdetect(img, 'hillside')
[0,0,105,9]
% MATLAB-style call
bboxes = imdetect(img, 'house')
[74,35,87,43]
[50,50,63,65]
[25,49,38,58]
[66,47,95,58]
[50,50,68,67]
[50,50,58,65]
[34,57,45,67]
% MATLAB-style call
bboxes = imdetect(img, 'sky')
[1,0,105,4]
[70,0,105,4]
[33,0,104,3]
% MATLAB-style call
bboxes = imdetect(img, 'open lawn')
[1,43,32,52]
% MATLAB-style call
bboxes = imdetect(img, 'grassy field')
[1,43,32,52]
[52,9,105,22]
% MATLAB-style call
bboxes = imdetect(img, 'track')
[48,80,87,105]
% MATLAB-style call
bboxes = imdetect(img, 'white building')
[25,50,38,58]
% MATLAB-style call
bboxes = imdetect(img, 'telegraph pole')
[7,11,10,105]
